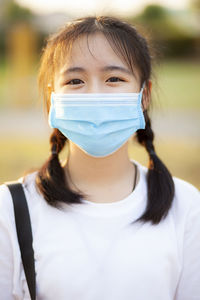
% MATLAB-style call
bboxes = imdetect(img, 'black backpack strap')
[6,182,36,300]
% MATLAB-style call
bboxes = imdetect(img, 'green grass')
[0,136,199,190]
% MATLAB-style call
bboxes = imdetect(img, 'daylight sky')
[16,0,190,16]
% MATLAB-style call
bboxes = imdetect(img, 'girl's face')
[53,32,141,94]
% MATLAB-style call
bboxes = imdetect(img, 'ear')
[142,80,152,111]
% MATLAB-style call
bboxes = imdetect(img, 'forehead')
[58,32,131,72]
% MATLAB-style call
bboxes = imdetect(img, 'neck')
[62,141,136,201]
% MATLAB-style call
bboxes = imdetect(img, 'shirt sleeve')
[0,184,24,300]
[174,185,200,300]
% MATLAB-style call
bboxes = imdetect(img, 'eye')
[66,79,84,85]
[106,77,124,82]
[65,77,125,85]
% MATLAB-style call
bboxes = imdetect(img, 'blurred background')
[0,0,199,188]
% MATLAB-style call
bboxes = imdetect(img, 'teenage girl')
[0,15,200,300]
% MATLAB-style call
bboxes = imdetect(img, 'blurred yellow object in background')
[5,22,37,108]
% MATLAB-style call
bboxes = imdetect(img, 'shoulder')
[0,183,14,225]
[173,176,199,197]
[0,174,40,299]
[134,160,200,220]
[137,158,200,207]
[172,176,200,213]
[171,177,200,240]
[0,171,40,223]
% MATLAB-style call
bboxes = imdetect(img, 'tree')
[140,4,168,21]
[4,0,33,25]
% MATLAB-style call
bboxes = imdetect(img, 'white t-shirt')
[0,159,200,300]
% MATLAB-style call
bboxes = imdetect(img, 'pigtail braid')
[135,110,175,225]
[35,129,86,208]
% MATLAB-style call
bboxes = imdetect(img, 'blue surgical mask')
[48,87,145,157]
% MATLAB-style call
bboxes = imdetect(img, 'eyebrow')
[61,65,133,76]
